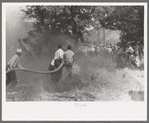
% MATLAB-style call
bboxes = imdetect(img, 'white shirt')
[107,48,112,53]
[90,47,95,52]
[126,47,134,53]
[7,54,21,69]
[54,49,64,60]
[51,49,64,66]
[96,47,100,52]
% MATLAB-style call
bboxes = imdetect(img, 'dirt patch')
[129,90,144,101]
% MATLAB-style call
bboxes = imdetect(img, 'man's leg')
[116,55,120,68]
[54,59,63,81]
[6,72,12,86]
[6,65,11,85]
[8,71,17,92]
[65,63,73,78]
[54,59,61,68]
[48,64,55,80]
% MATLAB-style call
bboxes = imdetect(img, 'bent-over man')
[6,49,23,92]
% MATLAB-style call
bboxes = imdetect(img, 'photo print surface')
[2,2,147,121]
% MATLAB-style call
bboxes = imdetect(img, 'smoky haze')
[6,5,33,62]
[6,5,76,67]
[5,5,144,103]
[5,5,121,74]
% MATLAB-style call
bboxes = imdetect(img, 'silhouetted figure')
[49,44,64,81]
[63,45,75,78]
[116,47,125,68]
[6,49,24,93]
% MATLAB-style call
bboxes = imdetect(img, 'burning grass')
[6,54,144,101]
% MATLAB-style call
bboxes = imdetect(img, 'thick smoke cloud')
[6,5,32,62]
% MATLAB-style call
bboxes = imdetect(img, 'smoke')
[6,5,33,62]
[6,5,119,97]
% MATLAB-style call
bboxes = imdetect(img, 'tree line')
[19,5,144,55]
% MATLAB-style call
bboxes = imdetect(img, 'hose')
[6,62,64,74]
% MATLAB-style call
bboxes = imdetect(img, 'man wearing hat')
[6,49,24,92]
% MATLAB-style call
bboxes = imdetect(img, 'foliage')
[98,6,144,46]
[21,5,144,55]
[22,6,96,39]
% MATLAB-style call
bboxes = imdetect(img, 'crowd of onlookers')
[78,42,144,70]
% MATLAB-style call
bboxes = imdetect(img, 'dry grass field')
[6,53,144,102]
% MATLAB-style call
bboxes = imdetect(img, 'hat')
[16,49,22,53]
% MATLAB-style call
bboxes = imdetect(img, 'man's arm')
[73,53,75,61]
[62,52,66,62]
[16,62,24,69]
[54,51,58,60]
[73,55,75,61]
[60,50,64,62]
[9,64,13,69]
[8,56,16,69]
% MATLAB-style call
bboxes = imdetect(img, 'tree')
[97,6,144,46]
[21,5,104,56]
[21,5,144,56]
[22,6,96,40]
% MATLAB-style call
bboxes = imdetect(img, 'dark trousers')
[6,65,17,90]
[116,55,123,68]
[48,59,62,71]
[48,59,63,81]
[65,62,73,72]
[54,59,63,80]
[64,61,73,78]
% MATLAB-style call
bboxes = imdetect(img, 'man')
[125,45,134,64]
[134,41,140,56]
[49,44,64,80]
[116,47,126,68]
[95,45,100,56]
[109,43,112,48]
[106,44,113,57]
[90,45,95,56]
[125,45,134,55]
[6,49,23,92]
[63,45,75,77]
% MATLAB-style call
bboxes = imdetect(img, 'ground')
[6,56,144,102]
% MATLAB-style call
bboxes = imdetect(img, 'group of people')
[6,40,144,93]
[78,44,96,56]
[116,43,144,69]
[78,42,144,69]
[48,44,75,81]
[78,43,118,57]
[6,44,75,93]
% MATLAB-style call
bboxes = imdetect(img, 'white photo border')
[2,2,147,121]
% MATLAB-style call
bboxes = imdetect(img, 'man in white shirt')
[126,45,134,55]
[90,45,95,56]
[49,44,64,81]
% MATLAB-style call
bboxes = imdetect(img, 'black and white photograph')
[2,2,147,121]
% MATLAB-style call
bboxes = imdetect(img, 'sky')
[6,5,33,62]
